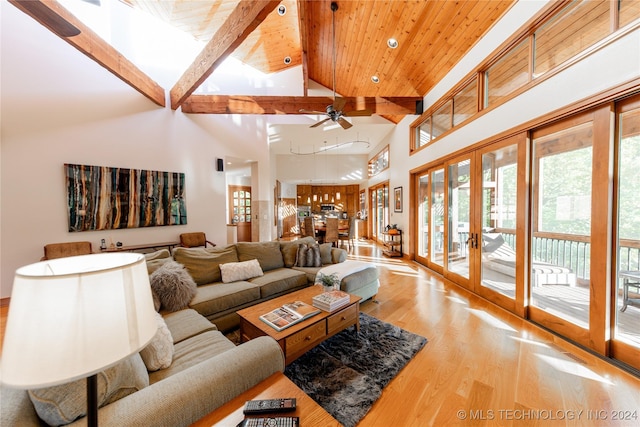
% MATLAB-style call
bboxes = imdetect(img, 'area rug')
[283,313,427,427]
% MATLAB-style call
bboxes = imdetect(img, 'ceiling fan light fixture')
[371,75,380,84]
[387,38,399,49]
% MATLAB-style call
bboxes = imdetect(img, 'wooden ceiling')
[9,0,515,122]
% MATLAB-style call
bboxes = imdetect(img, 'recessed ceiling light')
[277,5,286,16]
[284,56,291,65]
[387,38,398,49]
[371,75,380,84]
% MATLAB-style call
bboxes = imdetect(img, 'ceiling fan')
[300,1,372,130]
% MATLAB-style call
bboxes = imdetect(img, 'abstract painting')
[65,163,186,232]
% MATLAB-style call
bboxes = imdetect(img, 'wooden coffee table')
[237,285,361,365]
[190,372,340,426]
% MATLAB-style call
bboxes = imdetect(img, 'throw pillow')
[149,261,197,312]
[295,243,321,267]
[220,259,264,283]
[172,246,238,285]
[319,243,333,265]
[140,312,174,371]
[236,241,284,272]
[29,353,148,426]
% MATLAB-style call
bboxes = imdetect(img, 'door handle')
[466,233,479,249]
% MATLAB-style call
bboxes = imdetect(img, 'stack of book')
[312,290,350,312]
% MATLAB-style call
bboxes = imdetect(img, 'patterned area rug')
[283,313,428,427]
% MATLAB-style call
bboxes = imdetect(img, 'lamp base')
[87,374,98,427]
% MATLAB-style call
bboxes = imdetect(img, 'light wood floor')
[1,240,639,426]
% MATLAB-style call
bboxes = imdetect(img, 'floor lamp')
[1,252,157,427]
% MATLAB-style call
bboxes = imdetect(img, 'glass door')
[430,168,445,268]
[612,95,640,370]
[529,107,611,350]
[445,156,473,284]
[369,182,389,244]
[475,135,526,313]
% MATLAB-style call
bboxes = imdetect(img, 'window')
[485,38,529,107]
[533,1,610,78]
[432,100,452,140]
[416,117,432,149]
[453,79,478,126]
[368,146,389,178]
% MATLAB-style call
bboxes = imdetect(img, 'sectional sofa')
[148,236,380,331]
[0,237,379,426]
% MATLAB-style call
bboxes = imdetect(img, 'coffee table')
[190,372,340,426]
[237,285,361,365]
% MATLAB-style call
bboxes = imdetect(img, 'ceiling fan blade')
[299,109,327,115]
[333,97,347,112]
[310,118,331,128]
[337,117,353,130]
[344,109,373,117]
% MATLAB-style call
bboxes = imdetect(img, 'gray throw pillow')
[29,354,148,426]
[295,243,321,267]
[149,261,197,312]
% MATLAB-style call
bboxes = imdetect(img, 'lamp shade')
[1,253,157,389]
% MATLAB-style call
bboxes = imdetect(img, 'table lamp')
[0,252,157,427]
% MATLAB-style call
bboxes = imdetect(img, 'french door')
[369,182,389,243]
[611,95,640,369]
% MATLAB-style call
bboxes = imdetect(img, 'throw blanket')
[315,260,373,285]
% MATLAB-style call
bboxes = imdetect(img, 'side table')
[190,372,339,427]
[619,270,640,312]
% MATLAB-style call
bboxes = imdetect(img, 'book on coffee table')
[259,301,321,331]
[312,290,350,312]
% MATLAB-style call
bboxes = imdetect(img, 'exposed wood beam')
[170,0,281,110]
[9,0,166,107]
[297,0,309,96]
[181,95,422,115]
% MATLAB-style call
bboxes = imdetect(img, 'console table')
[619,270,640,312]
[100,241,180,253]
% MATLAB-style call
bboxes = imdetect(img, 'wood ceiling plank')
[181,95,421,115]
[9,0,166,107]
[169,0,281,110]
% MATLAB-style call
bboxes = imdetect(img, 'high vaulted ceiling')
[10,0,514,124]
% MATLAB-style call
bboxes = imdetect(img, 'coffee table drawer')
[286,321,327,357]
[327,304,358,335]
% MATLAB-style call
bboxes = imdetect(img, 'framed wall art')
[394,186,403,213]
[65,163,186,232]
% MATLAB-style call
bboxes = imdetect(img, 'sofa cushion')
[189,282,260,318]
[172,246,238,285]
[145,249,173,274]
[140,312,174,372]
[162,309,217,345]
[236,241,284,272]
[150,261,197,312]
[148,330,236,384]
[291,266,323,283]
[220,259,264,283]
[28,353,148,426]
[319,243,334,264]
[280,242,299,268]
[249,268,308,299]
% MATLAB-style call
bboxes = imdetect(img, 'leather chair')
[42,241,93,260]
[179,232,215,248]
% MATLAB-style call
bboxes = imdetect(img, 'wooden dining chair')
[302,217,317,239]
[325,218,339,247]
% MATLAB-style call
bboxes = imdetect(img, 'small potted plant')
[317,272,340,292]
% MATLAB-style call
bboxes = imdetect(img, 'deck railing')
[496,230,640,284]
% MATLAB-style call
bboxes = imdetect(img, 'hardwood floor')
[1,240,639,426]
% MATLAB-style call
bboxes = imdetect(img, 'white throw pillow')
[139,312,174,371]
[220,259,264,283]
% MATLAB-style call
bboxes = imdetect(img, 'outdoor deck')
[482,271,640,346]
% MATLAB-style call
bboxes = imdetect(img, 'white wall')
[0,3,273,298]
